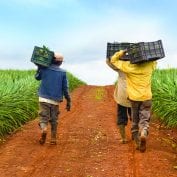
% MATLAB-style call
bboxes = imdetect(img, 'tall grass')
[152,68,177,127]
[0,69,86,138]
[67,72,86,91]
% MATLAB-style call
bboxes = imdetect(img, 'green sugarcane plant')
[152,68,177,127]
[0,69,86,139]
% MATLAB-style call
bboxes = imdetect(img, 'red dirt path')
[0,85,177,177]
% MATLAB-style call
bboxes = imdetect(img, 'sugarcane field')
[1,0,177,177]
[0,69,177,177]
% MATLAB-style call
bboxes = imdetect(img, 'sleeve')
[110,50,127,72]
[62,72,71,101]
[106,58,119,72]
[35,68,42,80]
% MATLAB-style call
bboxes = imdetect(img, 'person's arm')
[62,73,71,111]
[110,50,130,73]
[106,58,119,72]
[110,50,125,67]
[35,66,42,80]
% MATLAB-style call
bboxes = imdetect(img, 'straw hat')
[54,52,64,61]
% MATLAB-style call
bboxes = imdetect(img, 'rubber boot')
[50,123,57,145]
[39,127,47,145]
[118,125,127,144]
[50,132,57,145]
[139,129,148,152]
[132,132,140,150]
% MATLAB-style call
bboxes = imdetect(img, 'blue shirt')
[35,64,70,102]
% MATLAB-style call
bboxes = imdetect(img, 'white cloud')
[54,9,174,69]
[63,60,117,86]
[158,53,177,69]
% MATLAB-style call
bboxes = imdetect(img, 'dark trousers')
[117,104,131,125]
[39,102,59,132]
[130,100,152,134]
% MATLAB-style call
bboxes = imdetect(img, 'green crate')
[31,46,54,67]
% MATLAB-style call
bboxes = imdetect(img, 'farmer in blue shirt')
[35,52,71,145]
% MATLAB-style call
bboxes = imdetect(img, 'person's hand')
[66,100,71,111]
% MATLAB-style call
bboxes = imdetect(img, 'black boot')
[50,123,57,145]
[39,129,47,145]
[50,132,57,145]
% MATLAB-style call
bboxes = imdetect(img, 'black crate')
[31,46,54,67]
[106,42,133,60]
[128,40,165,64]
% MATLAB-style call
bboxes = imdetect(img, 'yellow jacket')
[110,50,157,101]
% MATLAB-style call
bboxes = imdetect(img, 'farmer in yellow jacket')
[106,59,131,144]
[110,50,157,152]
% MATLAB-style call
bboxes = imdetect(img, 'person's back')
[122,61,156,101]
[114,70,130,107]
[37,65,69,102]
[110,50,157,101]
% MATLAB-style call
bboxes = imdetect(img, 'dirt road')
[0,85,176,177]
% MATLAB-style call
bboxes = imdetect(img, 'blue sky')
[0,0,177,85]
